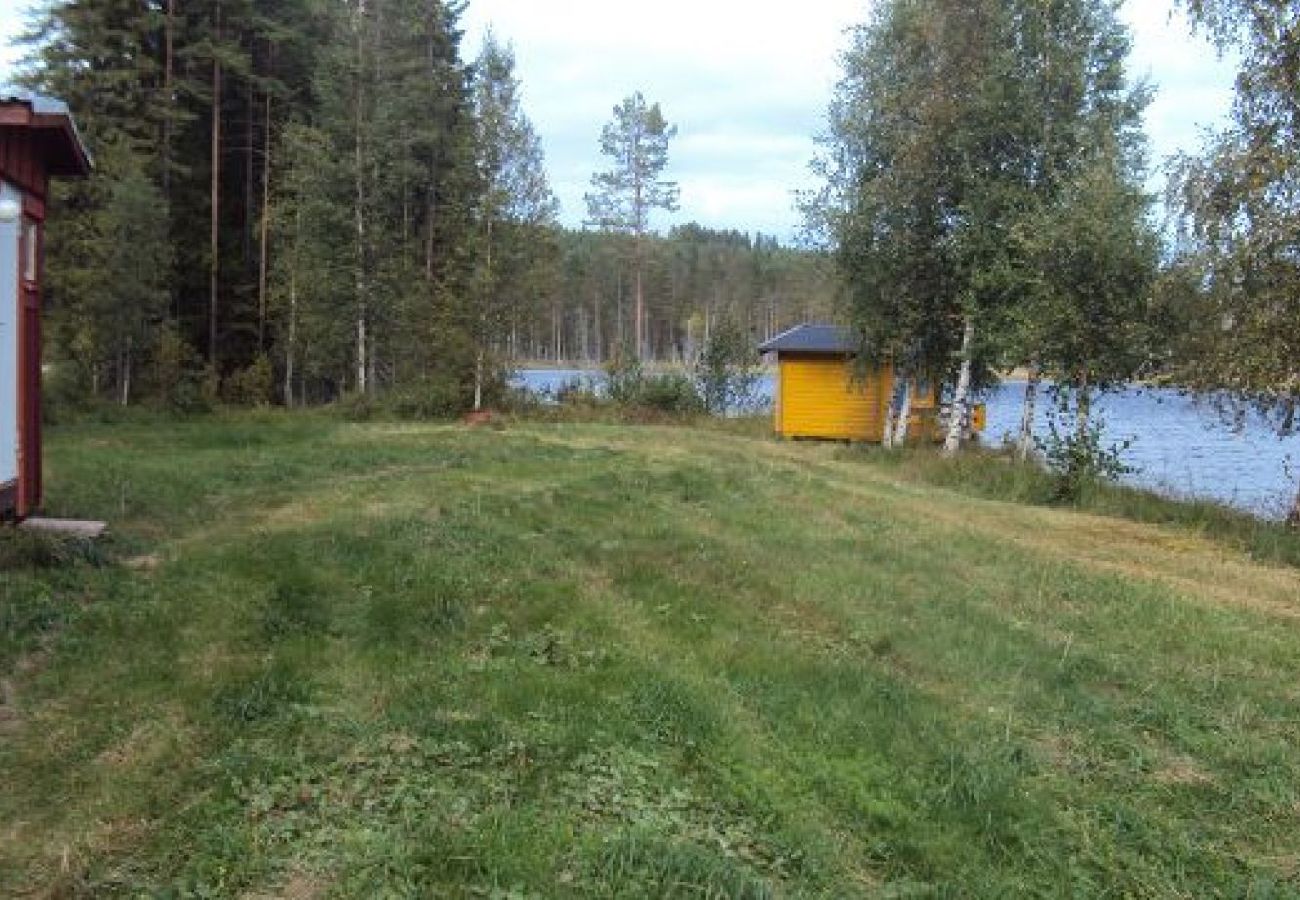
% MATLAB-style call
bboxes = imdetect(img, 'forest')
[12,1,835,415]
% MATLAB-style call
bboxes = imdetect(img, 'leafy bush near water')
[579,325,759,416]
[603,352,704,414]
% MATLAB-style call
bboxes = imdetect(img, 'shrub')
[1037,390,1133,503]
[637,372,705,414]
[695,315,760,414]
[605,348,646,405]
[552,377,601,407]
[335,390,377,422]
[223,354,275,407]
[156,327,212,414]
[385,379,469,420]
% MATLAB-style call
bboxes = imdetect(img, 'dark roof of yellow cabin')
[758,323,861,355]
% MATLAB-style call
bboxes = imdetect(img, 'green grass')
[873,443,1300,568]
[3,412,1300,896]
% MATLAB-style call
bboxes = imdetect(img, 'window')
[21,218,38,284]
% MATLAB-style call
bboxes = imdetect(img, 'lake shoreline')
[513,368,1300,518]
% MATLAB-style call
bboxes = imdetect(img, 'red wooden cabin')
[1,93,91,521]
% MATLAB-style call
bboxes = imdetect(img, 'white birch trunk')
[473,350,484,412]
[1017,364,1040,462]
[119,341,131,407]
[1076,375,1091,441]
[893,377,914,446]
[882,375,899,450]
[943,316,977,457]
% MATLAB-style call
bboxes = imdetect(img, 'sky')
[0,1,1239,240]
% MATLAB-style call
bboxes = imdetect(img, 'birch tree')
[815,0,1151,455]
[1169,0,1300,520]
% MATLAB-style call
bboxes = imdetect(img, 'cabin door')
[0,180,19,510]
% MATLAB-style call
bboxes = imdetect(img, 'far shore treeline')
[12,0,1300,512]
[14,1,834,416]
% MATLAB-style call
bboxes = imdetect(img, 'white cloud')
[1120,2,1238,174]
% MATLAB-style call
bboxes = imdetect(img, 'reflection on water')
[513,369,1300,518]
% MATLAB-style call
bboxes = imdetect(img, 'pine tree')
[585,92,680,359]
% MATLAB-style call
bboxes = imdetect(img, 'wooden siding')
[0,127,47,198]
[776,356,888,441]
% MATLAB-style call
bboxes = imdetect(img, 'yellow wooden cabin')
[759,324,947,443]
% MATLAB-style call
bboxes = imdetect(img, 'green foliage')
[23,0,484,409]
[1168,3,1300,437]
[1014,152,1158,396]
[636,373,704,415]
[587,91,681,359]
[1035,390,1135,503]
[816,0,1154,444]
[585,92,680,234]
[154,326,211,415]
[223,355,275,407]
[470,33,560,403]
[695,315,760,414]
[383,379,475,420]
[603,348,648,406]
[601,350,702,414]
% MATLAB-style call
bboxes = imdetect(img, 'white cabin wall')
[0,180,20,489]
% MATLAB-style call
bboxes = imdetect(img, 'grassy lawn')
[3,413,1300,896]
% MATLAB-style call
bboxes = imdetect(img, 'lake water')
[513,369,1300,518]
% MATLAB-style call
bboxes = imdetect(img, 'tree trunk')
[119,342,131,407]
[285,265,297,407]
[1018,363,1040,462]
[882,372,899,450]
[473,350,485,411]
[284,208,300,407]
[634,249,645,360]
[943,315,977,457]
[209,1,222,370]
[257,92,272,353]
[1288,483,1300,528]
[615,268,624,349]
[1076,372,1091,441]
[163,0,175,203]
[244,80,255,265]
[354,1,368,395]
[475,221,492,411]
[893,377,914,446]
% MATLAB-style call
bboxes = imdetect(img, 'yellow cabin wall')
[771,356,982,443]
[775,356,890,441]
